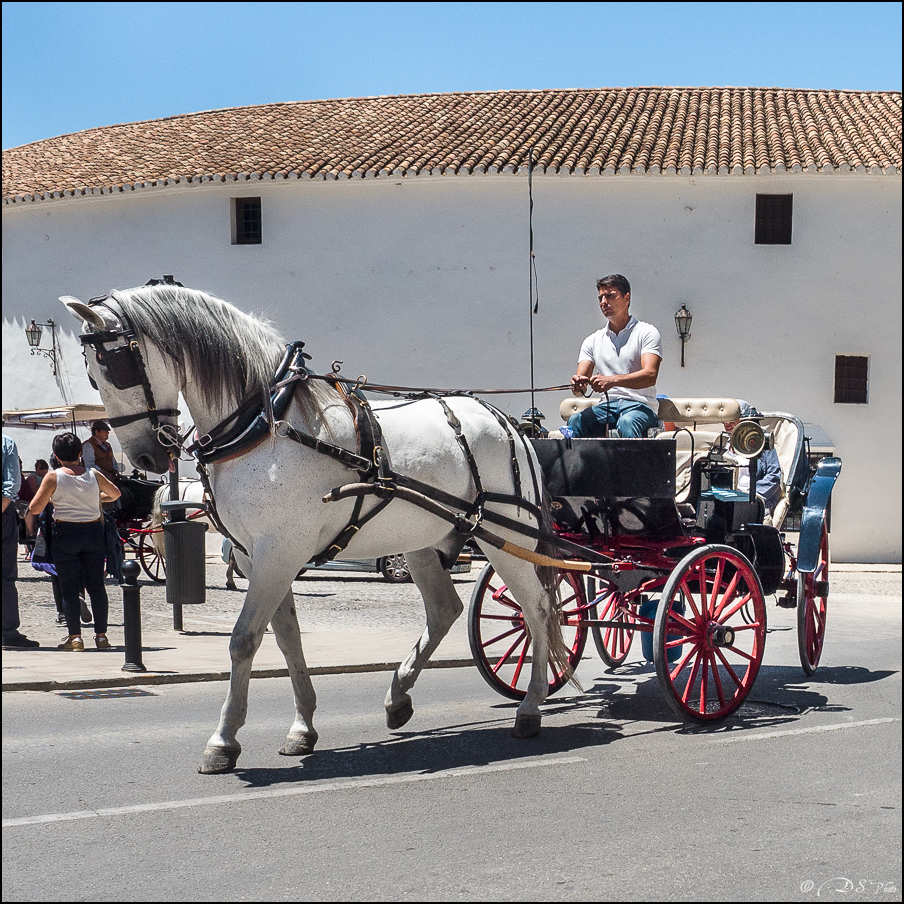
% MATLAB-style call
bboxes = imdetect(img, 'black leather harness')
[78,286,587,569]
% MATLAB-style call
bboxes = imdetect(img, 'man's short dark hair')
[34,459,49,470]
[91,420,111,435]
[52,432,83,463]
[596,274,631,296]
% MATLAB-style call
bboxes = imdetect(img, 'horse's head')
[62,294,180,474]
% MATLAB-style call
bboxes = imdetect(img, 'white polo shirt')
[578,316,663,413]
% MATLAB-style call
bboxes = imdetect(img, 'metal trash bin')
[163,520,208,606]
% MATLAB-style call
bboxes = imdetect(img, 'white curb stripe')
[2,755,587,827]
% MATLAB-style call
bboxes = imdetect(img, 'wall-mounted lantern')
[674,305,692,368]
[24,318,59,376]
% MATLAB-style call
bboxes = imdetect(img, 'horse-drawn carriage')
[469,396,840,721]
[63,281,842,771]
[114,474,168,581]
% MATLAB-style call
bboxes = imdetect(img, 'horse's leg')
[269,589,319,756]
[485,551,563,738]
[384,547,464,729]
[198,567,295,774]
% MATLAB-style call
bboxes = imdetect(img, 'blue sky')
[2,1,901,149]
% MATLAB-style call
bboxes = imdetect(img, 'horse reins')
[79,298,611,573]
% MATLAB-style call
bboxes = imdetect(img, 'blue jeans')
[567,399,659,438]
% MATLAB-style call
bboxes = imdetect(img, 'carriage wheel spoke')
[708,651,727,708]
[490,631,528,677]
[678,651,703,705]
[718,591,753,623]
[714,646,746,687]
[679,580,703,622]
[666,609,700,638]
[482,624,524,647]
[713,571,742,620]
[510,649,528,687]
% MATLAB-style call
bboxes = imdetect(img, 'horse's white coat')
[64,285,570,772]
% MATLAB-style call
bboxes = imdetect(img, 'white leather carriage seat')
[756,415,802,529]
[554,397,802,526]
[654,398,742,502]
[556,396,740,503]
[557,396,741,427]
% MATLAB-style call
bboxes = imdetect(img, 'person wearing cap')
[81,420,120,483]
[568,274,663,438]
[722,400,783,521]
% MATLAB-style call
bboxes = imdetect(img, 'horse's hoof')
[198,745,241,774]
[386,697,414,730]
[511,714,542,738]
[279,730,318,756]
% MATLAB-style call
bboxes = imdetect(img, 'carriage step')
[776,594,797,609]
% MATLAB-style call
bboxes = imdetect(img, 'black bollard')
[121,560,146,672]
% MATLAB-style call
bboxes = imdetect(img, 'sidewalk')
[2,559,898,693]
[2,558,476,693]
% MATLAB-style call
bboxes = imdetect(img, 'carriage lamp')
[24,318,59,376]
[674,305,692,368]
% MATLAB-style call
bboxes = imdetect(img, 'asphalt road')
[2,571,901,902]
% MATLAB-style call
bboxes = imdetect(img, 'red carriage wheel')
[138,531,166,583]
[797,520,830,675]
[590,588,636,668]
[468,563,588,700]
[653,545,766,722]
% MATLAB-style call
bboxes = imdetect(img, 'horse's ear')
[60,296,115,331]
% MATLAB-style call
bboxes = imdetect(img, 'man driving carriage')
[567,274,662,438]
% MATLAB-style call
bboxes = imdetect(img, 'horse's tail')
[149,484,168,558]
[149,484,168,530]
[534,494,583,693]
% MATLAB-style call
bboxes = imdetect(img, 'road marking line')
[2,755,586,827]
[708,717,899,745]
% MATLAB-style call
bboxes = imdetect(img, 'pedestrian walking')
[28,433,121,651]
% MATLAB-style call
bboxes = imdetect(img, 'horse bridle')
[78,294,181,441]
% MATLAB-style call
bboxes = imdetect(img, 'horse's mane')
[108,285,332,425]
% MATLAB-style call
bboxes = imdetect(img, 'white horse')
[63,284,572,774]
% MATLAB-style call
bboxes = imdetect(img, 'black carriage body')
[530,436,785,593]
[530,438,684,540]
[116,476,162,522]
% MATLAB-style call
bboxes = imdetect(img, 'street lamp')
[24,318,59,376]
[674,305,692,368]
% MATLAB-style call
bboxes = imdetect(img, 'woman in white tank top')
[29,432,121,651]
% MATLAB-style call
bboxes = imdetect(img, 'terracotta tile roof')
[3,87,901,202]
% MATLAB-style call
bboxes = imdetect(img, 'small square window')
[834,355,869,404]
[231,197,262,245]
[755,194,793,244]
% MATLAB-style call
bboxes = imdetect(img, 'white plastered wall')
[2,171,901,561]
